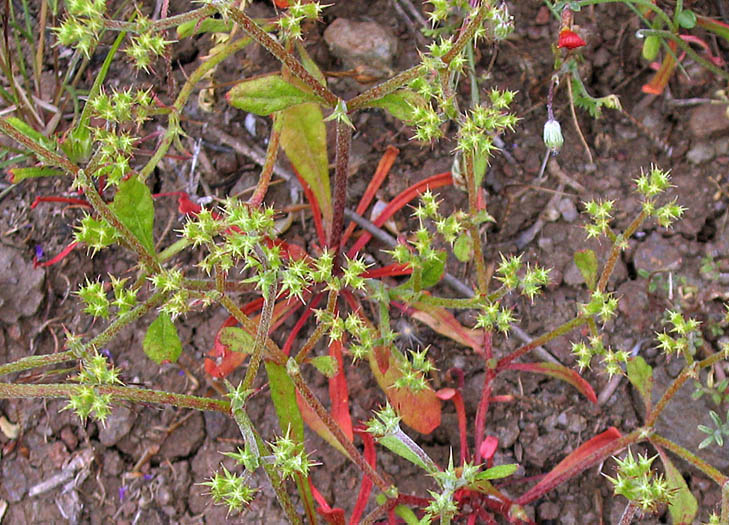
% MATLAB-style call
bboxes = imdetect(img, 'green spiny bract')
[77,278,110,318]
[269,428,316,479]
[201,466,257,512]
[393,347,436,392]
[571,336,629,377]
[655,310,701,359]
[277,0,326,41]
[75,214,120,255]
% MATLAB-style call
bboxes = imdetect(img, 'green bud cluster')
[393,347,436,392]
[583,199,614,239]
[63,351,121,425]
[655,310,701,359]
[581,290,618,325]
[277,1,326,41]
[342,312,377,362]
[76,275,139,319]
[55,0,107,57]
[201,466,257,512]
[269,428,316,479]
[635,166,685,227]
[124,18,174,72]
[571,336,629,376]
[366,403,403,437]
[90,87,152,127]
[75,214,120,254]
[475,300,516,335]
[495,253,551,300]
[605,449,673,512]
[456,91,518,157]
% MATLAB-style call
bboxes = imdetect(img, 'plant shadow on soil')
[1,0,729,523]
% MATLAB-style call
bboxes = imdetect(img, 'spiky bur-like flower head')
[201,466,257,513]
[604,449,674,512]
[571,336,629,376]
[393,347,436,392]
[655,310,701,360]
[269,427,317,479]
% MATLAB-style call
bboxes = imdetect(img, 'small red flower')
[558,29,586,49]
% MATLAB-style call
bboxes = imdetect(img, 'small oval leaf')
[227,74,320,116]
[143,312,182,364]
[111,175,155,256]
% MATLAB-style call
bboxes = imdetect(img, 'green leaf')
[574,249,598,290]
[642,35,661,61]
[657,448,698,524]
[377,434,433,472]
[263,361,317,512]
[6,117,56,151]
[677,9,697,29]
[453,233,473,262]
[219,327,255,354]
[177,18,233,38]
[143,312,182,364]
[309,355,338,378]
[475,463,518,480]
[420,250,447,288]
[111,175,155,256]
[365,89,425,123]
[227,74,321,116]
[279,102,332,227]
[626,356,653,413]
[7,166,63,183]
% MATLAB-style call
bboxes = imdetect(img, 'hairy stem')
[329,115,353,269]
[0,382,230,413]
[649,433,728,486]
[464,151,488,293]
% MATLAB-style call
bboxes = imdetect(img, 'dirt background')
[1,0,729,523]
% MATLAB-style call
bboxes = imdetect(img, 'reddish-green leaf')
[627,355,653,413]
[368,347,441,434]
[410,302,483,352]
[656,446,698,524]
[143,312,182,364]
[279,102,332,227]
[516,427,623,505]
[219,327,255,353]
[227,74,321,116]
[7,167,63,183]
[111,175,155,256]
[505,362,597,404]
[574,249,598,290]
[328,340,353,441]
[310,355,338,378]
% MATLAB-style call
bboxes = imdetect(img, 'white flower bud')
[543,119,564,152]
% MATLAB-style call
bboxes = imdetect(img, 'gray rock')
[0,246,44,323]
[157,412,205,460]
[323,18,398,78]
[98,406,136,447]
[557,198,579,223]
[687,141,715,165]
[633,232,682,273]
[688,103,729,139]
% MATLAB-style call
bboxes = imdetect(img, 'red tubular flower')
[558,29,586,49]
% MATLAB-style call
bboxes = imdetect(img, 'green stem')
[139,35,253,180]
[0,382,230,413]
[722,480,729,525]
[596,210,648,293]
[0,350,76,378]
[227,7,338,107]
[348,65,425,111]
[0,117,79,173]
[295,290,338,364]
[639,28,729,82]
[102,6,217,33]
[230,400,302,524]
[88,290,168,349]
[464,151,488,293]
[497,315,587,369]
[287,365,394,495]
[247,120,280,207]
[649,433,728,486]
[646,349,728,427]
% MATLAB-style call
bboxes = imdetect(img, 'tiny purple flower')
[119,485,127,501]
[100,348,112,360]
[144,473,153,481]
[34,245,44,261]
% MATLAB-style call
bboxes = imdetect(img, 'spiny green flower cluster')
[125,18,174,72]
[90,88,152,127]
[277,1,326,41]
[655,310,701,359]
[269,428,316,479]
[64,351,122,425]
[366,403,403,437]
[605,449,673,512]
[635,166,685,227]
[341,312,378,362]
[75,214,120,254]
[425,0,513,41]
[583,199,614,239]
[581,290,618,325]
[571,336,629,376]
[456,90,518,157]
[76,276,139,319]
[494,253,551,301]
[55,0,107,57]
[393,347,436,392]
[475,300,516,335]
[201,466,257,512]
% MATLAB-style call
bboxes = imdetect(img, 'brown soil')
[1,0,729,523]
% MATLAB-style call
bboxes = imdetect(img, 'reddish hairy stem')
[649,433,728,486]
[247,122,280,207]
[329,118,353,271]
[473,368,495,464]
